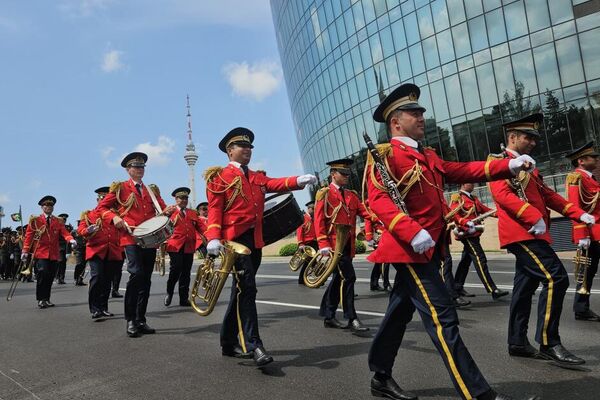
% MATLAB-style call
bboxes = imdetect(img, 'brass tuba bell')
[573,247,592,295]
[190,240,251,316]
[289,245,317,272]
[303,224,352,288]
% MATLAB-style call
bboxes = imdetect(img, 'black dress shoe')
[112,290,123,298]
[453,297,471,307]
[179,299,191,307]
[101,310,114,317]
[508,342,538,358]
[383,285,392,292]
[136,322,156,334]
[253,346,273,366]
[371,374,418,400]
[492,288,509,300]
[371,285,384,291]
[164,294,172,306]
[575,309,600,321]
[348,318,370,332]
[75,280,87,286]
[91,311,103,319]
[458,288,476,297]
[58,279,66,284]
[222,345,254,359]
[539,344,585,365]
[126,321,139,338]
[38,301,48,309]
[46,300,55,307]
[324,318,345,329]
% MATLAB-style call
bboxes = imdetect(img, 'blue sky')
[0,0,311,228]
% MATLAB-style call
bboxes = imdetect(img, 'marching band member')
[96,152,176,338]
[204,127,316,366]
[78,186,123,319]
[365,213,391,291]
[295,200,317,285]
[164,187,206,307]
[489,114,594,366]
[365,83,538,400]
[22,196,76,309]
[448,183,508,300]
[55,213,70,284]
[315,159,371,332]
[195,201,209,257]
[565,141,600,321]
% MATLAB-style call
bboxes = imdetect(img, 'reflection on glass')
[452,23,471,58]
[352,1,366,32]
[438,120,459,161]
[404,12,420,45]
[430,79,450,121]
[494,57,515,100]
[548,1,573,25]
[553,20,576,39]
[380,27,395,59]
[409,43,426,75]
[580,28,600,81]
[385,56,400,87]
[446,0,466,26]
[468,113,488,160]
[445,74,466,117]
[369,33,383,64]
[533,43,560,92]
[469,15,489,52]
[397,50,413,82]
[390,18,407,50]
[417,5,435,39]
[453,116,473,161]
[437,30,456,64]
[486,8,507,46]
[504,1,528,39]
[524,0,550,32]
[464,0,483,19]
[512,50,538,96]
[460,68,482,113]
[423,36,440,70]
[555,36,585,87]
[431,0,450,32]
[482,0,501,12]
[530,28,553,47]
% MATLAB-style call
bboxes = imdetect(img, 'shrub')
[355,240,366,254]
[279,243,299,256]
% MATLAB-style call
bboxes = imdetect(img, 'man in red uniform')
[448,183,508,300]
[204,127,316,366]
[79,186,123,319]
[489,114,594,366]
[565,141,600,321]
[22,196,76,308]
[314,159,371,332]
[366,84,539,400]
[295,200,317,285]
[164,187,206,307]
[96,152,175,337]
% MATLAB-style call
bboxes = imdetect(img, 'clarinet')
[362,132,409,215]
[500,143,528,202]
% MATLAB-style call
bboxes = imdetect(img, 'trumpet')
[190,240,250,316]
[155,243,166,276]
[573,247,591,295]
[7,229,42,301]
[303,224,351,288]
[289,245,317,272]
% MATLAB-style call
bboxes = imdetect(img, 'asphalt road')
[0,256,599,400]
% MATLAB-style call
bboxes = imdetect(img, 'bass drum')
[262,192,304,246]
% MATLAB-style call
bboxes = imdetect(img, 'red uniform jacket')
[489,151,585,248]
[166,208,207,253]
[314,183,370,258]
[566,168,600,242]
[204,163,301,249]
[366,140,514,263]
[23,215,74,261]
[96,179,168,246]
[196,215,209,249]
[296,213,317,244]
[448,191,494,239]
[364,213,384,241]
[78,209,123,261]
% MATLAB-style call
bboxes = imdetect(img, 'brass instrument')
[303,224,352,288]
[7,228,42,301]
[155,242,166,276]
[190,240,251,316]
[573,247,591,295]
[446,209,497,238]
[289,245,317,272]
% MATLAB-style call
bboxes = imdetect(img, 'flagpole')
[19,205,23,232]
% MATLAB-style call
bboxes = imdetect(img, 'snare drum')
[132,215,174,248]
[262,192,303,246]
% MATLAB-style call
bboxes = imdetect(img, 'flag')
[11,212,21,222]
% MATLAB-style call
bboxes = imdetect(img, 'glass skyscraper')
[271,0,600,190]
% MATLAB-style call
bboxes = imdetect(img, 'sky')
[0,0,311,228]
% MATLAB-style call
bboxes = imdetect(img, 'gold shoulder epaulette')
[80,210,89,221]
[450,193,461,203]
[109,181,122,193]
[487,152,505,160]
[366,143,392,166]
[148,184,160,196]
[203,166,223,182]
[315,187,330,201]
[566,172,582,185]
[28,215,36,224]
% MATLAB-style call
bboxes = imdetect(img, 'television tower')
[184,95,198,208]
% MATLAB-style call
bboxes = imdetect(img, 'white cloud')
[101,49,125,73]
[223,61,283,102]
[100,146,120,167]
[0,194,10,203]
[28,179,41,189]
[134,136,175,166]
[59,0,116,18]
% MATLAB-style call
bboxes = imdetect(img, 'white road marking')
[255,300,386,317]
[0,369,42,400]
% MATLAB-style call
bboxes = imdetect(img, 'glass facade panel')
[422,36,440,69]
[437,30,456,64]
[417,6,435,39]
[464,0,484,19]
[460,68,481,113]
[445,74,466,117]
[580,28,600,81]
[524,0,550,32]
[469,16,489,53]
[533,42,561,91]
[431,0,450,32]
[476,63,499,108]
[390,18,407,50]
[512,50,538,96]
[555,36,585,87]
[486,8,507,46]
[447,0,466,26]
[452,23,471,58]
[504,1,528,39]
[409,43,426,75]
[548,1,574,25]
[404,12,420,45]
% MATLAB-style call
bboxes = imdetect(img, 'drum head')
[262,193,303,246]
[264,193,291,213]
[134,215,169,237]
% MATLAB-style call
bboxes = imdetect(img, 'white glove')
[527,218,546,235]
[298,244,305,250]
[465,221,477,234]
[207,239,224,257]
[578,238,591,249]
[70,239,77,247]
[297,174,318,187]
[21,252,29,262]
[10,254,14,260]
[508,155,536,175]
[319,247,331,257]
[580,213,596,225]
[410,229,435,254]
[86,225,99,234]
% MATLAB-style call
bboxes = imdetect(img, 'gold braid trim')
[315,187,329,201]
[80,210,90,223]
[114,182,137,217]
[566,172,581,186]
[569,172,600,213]
[508,171,531,192]
[205,167,245,211]
[148,184,160,196]
[109,181,122,193]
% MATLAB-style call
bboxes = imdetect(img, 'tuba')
[303,224,351,288]
[573,247,591,295]
[190,240,251,316]
[289,245,317,272]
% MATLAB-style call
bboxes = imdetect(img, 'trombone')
[7,228,43,301]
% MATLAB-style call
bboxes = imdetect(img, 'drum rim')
[133,215,172,237]
[264,192,294,215]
